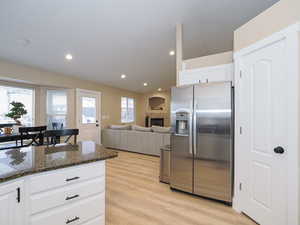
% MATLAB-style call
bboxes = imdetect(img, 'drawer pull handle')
[65,176,80,182]
[66,194,79,201]
[66,216,80,224]
[16,187,21,203]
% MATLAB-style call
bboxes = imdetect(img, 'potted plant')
[5,101,27,128]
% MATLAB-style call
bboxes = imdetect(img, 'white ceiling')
[0,0,278,93]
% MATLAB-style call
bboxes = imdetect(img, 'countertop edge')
[0,153,118,184]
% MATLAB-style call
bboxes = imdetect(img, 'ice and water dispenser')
[175,112,189,135]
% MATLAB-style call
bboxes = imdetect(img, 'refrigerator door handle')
[193,102,197,156]
[189,111,193,155]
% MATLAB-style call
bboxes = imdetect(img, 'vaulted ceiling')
[0,0,278,92]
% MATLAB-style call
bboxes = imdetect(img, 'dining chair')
[52,122,64,130]
[44,129,79,146]
[19,126,47,147]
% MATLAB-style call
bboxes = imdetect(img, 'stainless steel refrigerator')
[170,82,233,203]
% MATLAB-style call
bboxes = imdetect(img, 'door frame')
[76,88,102,144]
[233,22,300,224]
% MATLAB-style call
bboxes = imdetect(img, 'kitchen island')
[0,141,118,225]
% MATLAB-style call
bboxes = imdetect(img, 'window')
[0,85,34,125]
[121,97,135,123]
[47,90,67,129]
[81,96,96,124]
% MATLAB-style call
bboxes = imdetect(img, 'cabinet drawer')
[30,177,105,214]
[30,193,105,225]
[29,161,105,194]
[83,216,105,225]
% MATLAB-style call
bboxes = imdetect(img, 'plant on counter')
[5,101,27,125]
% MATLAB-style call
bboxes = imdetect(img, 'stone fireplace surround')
[143,91,171,127]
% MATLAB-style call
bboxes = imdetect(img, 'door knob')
[274,146,284,154]
[96,124,99,127]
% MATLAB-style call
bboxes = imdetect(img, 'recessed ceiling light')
[169,50,175,56]
[65,54,73,60]
[143,82,148,87]
[158,88,162,91]
[121,74,126,79]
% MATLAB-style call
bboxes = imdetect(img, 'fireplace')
[150,118,164,127]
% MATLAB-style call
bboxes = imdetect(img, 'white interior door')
[0,181,24,225]
[76,89,101,144]
[240,39,287,225]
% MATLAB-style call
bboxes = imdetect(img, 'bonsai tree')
[5,101,27,125]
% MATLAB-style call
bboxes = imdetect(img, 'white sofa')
[102,129,170,156]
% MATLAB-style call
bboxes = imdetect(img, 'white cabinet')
[30,177,105,214]
[29,162,105,225]
[30,194,105,225]
[0,181,24,225]
[178,63,233,86]
[0,161,106,225]
[29,162,105,194]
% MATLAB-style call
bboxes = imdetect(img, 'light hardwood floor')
[106,151,256,225]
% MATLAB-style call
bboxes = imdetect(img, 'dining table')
[0,128,44,150]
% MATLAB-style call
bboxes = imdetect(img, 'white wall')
[0,59,144,128]
[234,0,300,51]
[183,51,233,70]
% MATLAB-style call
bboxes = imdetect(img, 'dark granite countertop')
[0,141,118,183]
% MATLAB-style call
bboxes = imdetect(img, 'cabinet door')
[0,181,24,225]
[205,64,233,83]
[179,64,233,86]
[179,71,206,85]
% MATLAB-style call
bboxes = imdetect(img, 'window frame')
[0,82,35,126]
[81,96,97,124]
[46,88,68,128]
[121,96,135,123]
